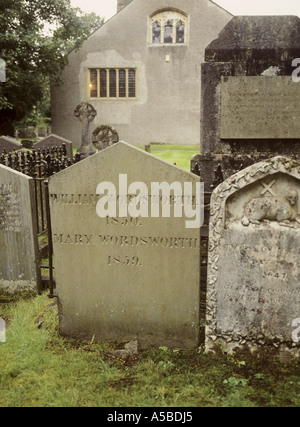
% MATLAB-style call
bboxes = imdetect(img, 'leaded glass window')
[150,10,188,45]
[89,69,137,99]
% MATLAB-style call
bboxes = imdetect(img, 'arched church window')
[164,21,173,43]
[152,21,161,44]
[150,10,188,45]
[176,20,185,44]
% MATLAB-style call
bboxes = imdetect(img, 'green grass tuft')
[0,293,299,407]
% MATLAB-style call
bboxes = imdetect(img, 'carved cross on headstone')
[260,180,276,196]
[74,102,97,160]
[92,125,119,152]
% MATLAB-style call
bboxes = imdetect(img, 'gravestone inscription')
[0,165,41,293]
[206,156,300,359]
[191,16,300,191]
[49,142,201,349]
[220,76,300,140]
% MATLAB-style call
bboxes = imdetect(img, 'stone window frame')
[149,9,189,46]
[88,68,137,100]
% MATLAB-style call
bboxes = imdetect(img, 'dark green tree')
[0,0,104,135]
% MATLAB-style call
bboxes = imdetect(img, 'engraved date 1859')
[108,255,142,267]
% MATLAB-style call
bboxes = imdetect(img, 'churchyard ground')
[0,292,299,407]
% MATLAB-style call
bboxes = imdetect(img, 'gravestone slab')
[34,134,73,159]
[220,76,300,139]
[49,142,201,349]
[192,16,300,191]
[0,136,22,156]
[0,165,41,293]
[206,156,300,359]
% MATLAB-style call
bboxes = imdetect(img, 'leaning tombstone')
[0,165,41,293]
[34,134,73,159]
[0,136,22,156]
[49,141,202,349]
[206,156,300,360]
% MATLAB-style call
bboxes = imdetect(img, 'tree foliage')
[0,0,103,132]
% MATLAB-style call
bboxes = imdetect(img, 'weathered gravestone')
[49,142,202,349]
[34,134,73,159]
[191,16,300,308]
[92,125,119,152]
[206,156,300,359]
[0,165,41,293]
[0,136,22,156]
[74,102,97,159]
[191,16,300,191]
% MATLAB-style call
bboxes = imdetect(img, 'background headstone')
[34,134,73,159]
[92,125,119,152]
[206,156,300,359]
[191,15,300,305]
[0,165,41,293]
[74,102,97,159]
[0,136,22,156]
[49,142,201,349]
[191,15,300,191]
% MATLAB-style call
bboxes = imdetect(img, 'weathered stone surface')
[74,102,97,159]
[206,156,300,358]
[205,15,300,63]
[0,136,22,156]
[92,125,119,152]
[192,15,300,191]
[0,165,41,293]
[34,134,73,159]
[220,76,300,139]
[49,142,201,349]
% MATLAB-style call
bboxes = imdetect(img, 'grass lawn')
[72,144,199,171]
[138,144,199,171]
[0,293,299,407]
